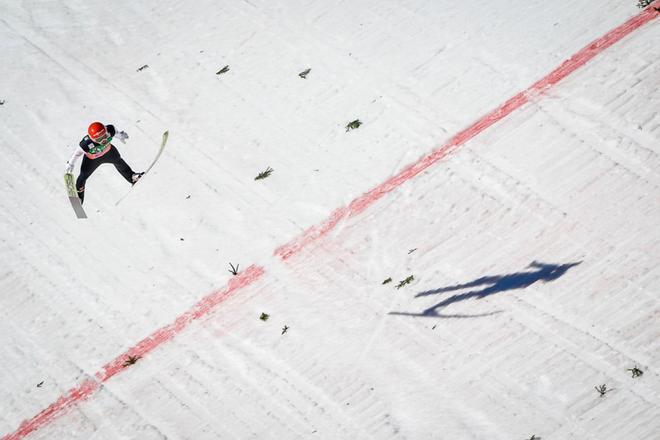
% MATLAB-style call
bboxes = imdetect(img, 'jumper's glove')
[65,162,74,174]
[117,130,129,144]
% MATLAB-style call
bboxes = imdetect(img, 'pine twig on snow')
[255,167,274,180]
[345,119,362,132]
[396,275,414,289]
[627,366,643,378]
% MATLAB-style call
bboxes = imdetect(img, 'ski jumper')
[66,124,136,203]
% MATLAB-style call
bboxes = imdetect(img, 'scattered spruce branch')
[136,64,149,72]
[186,195,191,199]
[527,436,541,440]
[228,262,239,275]
[627,366,644,378]
[345,119,362,132]
[281,325,289,335]
[36,381,44,388]
[0,100,5,105]
[408,248,417,254]
[396,275,414,289]
[255,167,274,180]
[216,65,230,75]
[260,312,270,321]
[123,355,141,367]
[636,0,653,8]
[382,277,392,285]
[594,384,611,397]
[299,68,311,79]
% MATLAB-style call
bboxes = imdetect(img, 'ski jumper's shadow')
[390,260,582,318]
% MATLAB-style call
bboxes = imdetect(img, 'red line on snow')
[2,265,265,440]
[3,5,658,440]
[274,5,660,260]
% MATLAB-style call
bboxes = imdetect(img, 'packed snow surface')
[1,1,659,439]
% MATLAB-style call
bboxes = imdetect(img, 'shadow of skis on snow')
[390,260,582,318]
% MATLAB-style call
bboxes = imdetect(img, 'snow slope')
[1,1,659,439]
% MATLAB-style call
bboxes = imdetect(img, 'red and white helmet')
[88,122,107,141]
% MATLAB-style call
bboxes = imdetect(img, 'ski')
[64,173,87,219]
[115,130,169,206]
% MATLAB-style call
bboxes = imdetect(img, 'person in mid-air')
[65,122,143,204]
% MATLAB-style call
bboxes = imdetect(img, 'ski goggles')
[92,132,113,145]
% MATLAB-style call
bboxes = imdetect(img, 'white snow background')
[1,0,659,439]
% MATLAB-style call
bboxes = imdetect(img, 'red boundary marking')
[2,265,265,440]
[274,5,659,260]
[3,5,658,440]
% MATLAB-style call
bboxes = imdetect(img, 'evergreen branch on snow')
[594,384,611,397]
[396,275,414,289]
[255,167,274,180]
[216,65,230,75]
[346,119,362,132]
[123,355,141,367]
[299,68,311,79]
[627,366,643,378]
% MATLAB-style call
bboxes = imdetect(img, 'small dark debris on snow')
[186,195,191,199]
[228,262,239,275]
[528,436,541,440]
[408,248,417,254]
[281,325,289,335]
[0,100,5,106]
[382,277,392,285]
[345,119,362,132]
[216,65,230,75]
[260,312,270,321]
[299,68,311,79]
[432,325,437,330]
[594,384,610,397]
[136,64,149,72]
[396,275,414,289]
[36,381,44,388]
[255,167,274,180]
[180,237,185,241]
[627,366,643,378]
[123,355,141,367]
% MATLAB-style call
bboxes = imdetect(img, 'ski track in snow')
[1,1,660,439]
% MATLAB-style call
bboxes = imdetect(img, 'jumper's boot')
[131,172,145,185]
